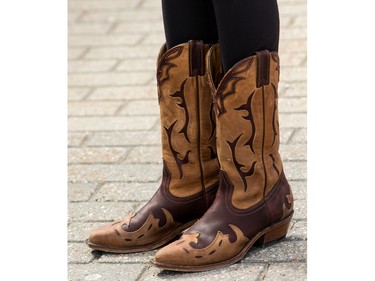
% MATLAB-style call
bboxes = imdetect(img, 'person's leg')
[161,0,218,49]
[212,0,280,72]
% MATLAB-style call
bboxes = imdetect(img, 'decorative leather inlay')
[157,45,184,102]
[208,102,216,141]
[226,134,257,191]
[270,83,278,147]
[234,92,256,153]
[170,79,190,143]
[117,209,178,243]
[164,121,191,180]
[214,58,254,117]
[282,193,294,219]
[156,224,248,266]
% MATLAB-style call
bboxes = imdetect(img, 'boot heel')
[255,215,292,247]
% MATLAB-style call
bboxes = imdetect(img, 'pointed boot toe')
[85,41,221,254]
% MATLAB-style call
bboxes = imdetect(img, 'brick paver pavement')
[68,0,307,280]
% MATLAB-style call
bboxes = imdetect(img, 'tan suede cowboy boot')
[86,41,220,253]
[151,44,294,271]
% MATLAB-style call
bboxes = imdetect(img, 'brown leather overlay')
[88,41,220,252]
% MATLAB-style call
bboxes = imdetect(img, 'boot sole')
[150,212,293,272]
[85,220,197,254]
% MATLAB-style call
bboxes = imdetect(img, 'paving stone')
[279,81,306,97]
[279,128,294,144]
[68,222,105,242]
[92,182,158,202]
[243,240,306,263]
[141,33,165,45]
[85,46,158,59]
[69,34,142,47]
[280,143,307,161]
[68,60,118,73]
[68,22,112,34]
[139,263,266,281]
[280,52,306,67]
[116,58,157,72]
[68,0,139,11]
[68,72,153,87]
[125,146,162,164]
[68,11,81,23]
[289,128,307,144]
[283,161,307,180]
[282,27,306,39]
[68,116,158,131]
[293,198,307,220]
[68,243,96,264]
[279,3,306,16]
[141,0,162,9]
[289,180,307,200]
[113,22,164,33]
[68,132,88,147]
[69,47,87,59]
[281,66,306,82]
[80,10,162,22]
[68,202,140,222]
[279,97,307,113]
[280,15,293,27]
[68,101,123,116]
[68,164,161,182]
[264,263,307,281]
[291,16,307,27]
[120,100,159,116]
[68,263,146,281]
[69,182,98,202]
[68,147,129,164]
[98,250,157,264]
[85,131,161,146]
[287,220,307,241]
[279,113,306,128]
[88,86,156,100]
[279,40,307,54]
[69,87,91,101]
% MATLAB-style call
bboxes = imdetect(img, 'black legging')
[161,0,279,73]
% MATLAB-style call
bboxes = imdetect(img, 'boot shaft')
[157,41,219,198]
[207,45,283,209]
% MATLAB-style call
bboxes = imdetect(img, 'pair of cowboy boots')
[86,40,294,272]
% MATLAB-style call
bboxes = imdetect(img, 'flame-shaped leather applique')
[164,120,191,179]
[112,208,179,245]
[269,153,280,176]
[226,134,257,191]
[208,146,217,160]
[170,79,190,143]
[234,91,256,154]
[208,102,216,141]
[271,83,278,148]
[214,58,254,117]
[164,224,249,265]
[271,52,280,81]
[281,194,294,219]
[157,46,184,102]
